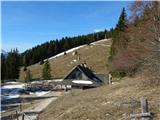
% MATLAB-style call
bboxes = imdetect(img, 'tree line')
[1,49,20,82]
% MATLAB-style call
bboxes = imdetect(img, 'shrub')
[25,69,32,83]
[42,60,51,80]
[110,70,126,79]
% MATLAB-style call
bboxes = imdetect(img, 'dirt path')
[16,91,62,120]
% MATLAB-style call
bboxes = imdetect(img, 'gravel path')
[16,91,62,120]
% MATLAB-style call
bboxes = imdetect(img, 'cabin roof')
[77,65,102,82]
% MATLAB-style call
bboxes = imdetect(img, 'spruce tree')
[42,60,51,80]
[115,7,127,32]
[1,53,6,82]
[25,69,32,83]
[5,49,20,79]
[109,8,127,60]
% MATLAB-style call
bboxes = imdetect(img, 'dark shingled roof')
[77,65,102,83]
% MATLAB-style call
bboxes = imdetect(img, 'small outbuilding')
[61,64,103,89]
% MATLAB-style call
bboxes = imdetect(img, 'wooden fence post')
[140,97,149,113]
[22,113,25,120]
[108,74,112,84]
[16,110,19,120]
[130,97,153,120]
[140,97,151,120]
[37,115,39,120]
[20,103,22,112]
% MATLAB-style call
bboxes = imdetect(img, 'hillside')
[19,39,112,80]
[19,37,160,120]
[38,75,160,120]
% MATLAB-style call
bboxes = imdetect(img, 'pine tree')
[25,69,32,83]
[42,60,51,80]
[1,53,6,82]
[63,39,70,51]
[109,8,127,61]
[23,54,26,66]
[5,49,20,79]
[115,7,127,32]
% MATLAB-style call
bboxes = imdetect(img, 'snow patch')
[48,45,85,60]
[91,39,109,45]
[72,80,93,84]
[1,110,6,113]
[54,79,63,82]
[31,81,43,84]
[2,84,25,89]
[73,59,77,62]
[7,94,20,98]
[6,81,21,84]
[35,91,50,96]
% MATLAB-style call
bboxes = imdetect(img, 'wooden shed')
[61,64,103,89]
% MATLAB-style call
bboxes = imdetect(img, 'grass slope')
[19,39,112,80]
[39,76,160,120]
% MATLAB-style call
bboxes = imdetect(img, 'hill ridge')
[19,39,111,80]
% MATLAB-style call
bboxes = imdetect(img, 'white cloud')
[93,29,103,33]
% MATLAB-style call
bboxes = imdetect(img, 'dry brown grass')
[19,38,160,120]
[39,75,160,120]
[19,39,112,80]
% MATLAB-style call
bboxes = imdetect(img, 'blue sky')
[1,1,131,53]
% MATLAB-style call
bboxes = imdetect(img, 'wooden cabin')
[61,64,103,89]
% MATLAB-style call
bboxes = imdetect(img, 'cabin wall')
[95,74,109,83]
[65,68,89,80]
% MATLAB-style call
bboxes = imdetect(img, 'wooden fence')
[14,110,35,120]
[130,97,154,120]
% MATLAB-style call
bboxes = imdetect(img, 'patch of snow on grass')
[7,94,20,98]
[91,39,109,45]
[35,91,50,96]
[48,45,85,60]
[2,84,25,89]
[72,80,93,84]
[31,81,43,84]
[54,79,63,82]
[6,81,21,84]
[73,59,77,62]
[1,110,6,113]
